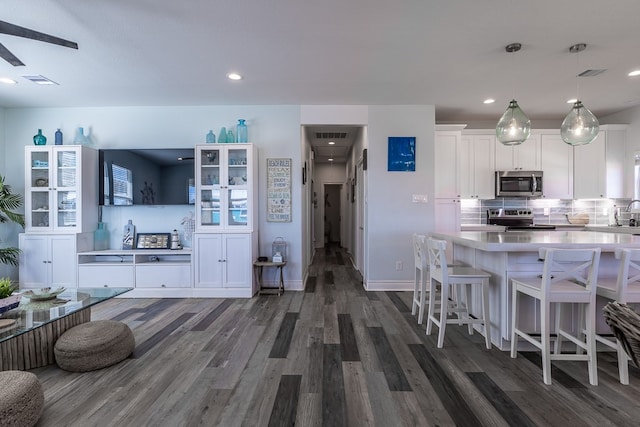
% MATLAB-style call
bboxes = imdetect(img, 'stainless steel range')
[487,209,556,231]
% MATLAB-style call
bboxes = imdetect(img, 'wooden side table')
[254,261,286,296]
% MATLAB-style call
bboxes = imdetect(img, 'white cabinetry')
[573,125,627,199]
[435,126,465,198]
[77,250,192,294]
[19,233,92,289]
[495,133,541,171]
[459,132,495,199]
[541,133,573,199]
[193,233,258,296]
[196,144,258,231]
[24,145,97,233]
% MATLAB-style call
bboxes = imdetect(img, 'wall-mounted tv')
[99,148,195,206]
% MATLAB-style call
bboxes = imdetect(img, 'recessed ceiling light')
[483,98,495,104]
[226,72,243,81]
[328,141,335,145]
[567,98,578,104]
[328,158,334,162]
[629,70,640,77]
[0,77,17,84]
[22,75,58,85]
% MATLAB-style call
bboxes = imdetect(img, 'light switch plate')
[412,194,428,203]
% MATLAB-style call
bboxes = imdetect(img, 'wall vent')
[578,69,606,77]
[315,132,348,139]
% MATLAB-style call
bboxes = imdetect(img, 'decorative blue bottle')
[94,222,110,250]
[33,129,47,145]
[123,219,135,250]
[55,129,63,145]
[237,119,248,143]
[227,129,235,143]
[218,127,227,143]
[206,130,216,143]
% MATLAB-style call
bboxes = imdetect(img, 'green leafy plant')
[0,277,17,298]
[0,174,25,266]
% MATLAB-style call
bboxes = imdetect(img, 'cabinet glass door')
[55,149,78,229]
[28,149,51,229]
[200,189,221,226]
[200,148,220,186]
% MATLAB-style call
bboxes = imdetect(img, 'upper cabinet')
[195,144,258,231]
[434,126,464,199]
[573,125,627,199]
[459,132,495,199]
[540,133,573,199]
[25,145,98,233]
[495,133,541,171]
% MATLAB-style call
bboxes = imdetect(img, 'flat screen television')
[99,148,195,206]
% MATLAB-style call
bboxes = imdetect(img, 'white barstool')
[596,248,640,384]
[425,238,492,349]
[411,234,428,324]
[510,247,601,386]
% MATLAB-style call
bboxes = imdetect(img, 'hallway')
[33,245,640,426]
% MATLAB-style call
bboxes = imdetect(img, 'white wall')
[366,105,435,290]
[2,105,305,284]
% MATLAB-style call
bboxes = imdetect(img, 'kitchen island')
[429,230,640,350]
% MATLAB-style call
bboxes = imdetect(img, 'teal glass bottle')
[206,130,216,143]
[218,127,227,143]
[55,129,63,145]
[237,119,248,143]
[94,222,110,250]
[227,129,235,143]
[33,129,47,145]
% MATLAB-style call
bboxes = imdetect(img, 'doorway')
[323,184,342,246]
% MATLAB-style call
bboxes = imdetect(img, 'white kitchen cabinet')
[434,198,461,233]
[19,233,92,289]
[24,145,98,233]
[495,133,541,171]
[459,133,495,199]
[435,126,465,198]
[540,133,573,199]
[195,144,258,232]
[573,125,627,199]
[193,233,257,293]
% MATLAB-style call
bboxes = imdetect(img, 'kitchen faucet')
[626,200,640,212]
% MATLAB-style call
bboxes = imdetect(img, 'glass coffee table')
[0,287,131,371]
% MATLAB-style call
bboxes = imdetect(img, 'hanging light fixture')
[560,43,599,146]
[496,43,531,146]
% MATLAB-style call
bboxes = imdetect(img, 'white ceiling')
[2,0,640,163]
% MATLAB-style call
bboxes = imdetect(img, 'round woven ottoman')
[54,320,135,372]
[0,370,44,427]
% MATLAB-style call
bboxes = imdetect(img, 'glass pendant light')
[496,43,531,146]
[560,43,599,146]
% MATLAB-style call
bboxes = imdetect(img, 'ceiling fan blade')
[0,41,24,66]
[0,20,78,50]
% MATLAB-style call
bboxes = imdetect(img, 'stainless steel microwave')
[495,171,543,197]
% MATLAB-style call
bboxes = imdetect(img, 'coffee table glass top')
[0,287,132,343]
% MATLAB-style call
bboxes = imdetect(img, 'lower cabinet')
[19,233,93,289]
[193,232,257,295]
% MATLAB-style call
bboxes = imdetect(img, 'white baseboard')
[364,280,413,292]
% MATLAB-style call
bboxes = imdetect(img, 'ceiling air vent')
[22,75,58,85]
[578,69,606,77]
[315,132,348,139]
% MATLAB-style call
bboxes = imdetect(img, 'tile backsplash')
[461,198,632,226]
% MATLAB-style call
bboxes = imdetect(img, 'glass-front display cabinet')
[24,145,97,232]
[195,144,257,231]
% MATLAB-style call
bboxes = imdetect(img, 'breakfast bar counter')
[428,230,640,350]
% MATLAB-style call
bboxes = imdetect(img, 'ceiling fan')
[0,20,78,66]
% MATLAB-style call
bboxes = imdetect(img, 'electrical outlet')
[543,207,550,216]
[395,261,403,270]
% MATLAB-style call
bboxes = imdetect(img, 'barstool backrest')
[538,248,601,297]
[413,234,427,271]
[427,238,448,281]
[614,248,640,302]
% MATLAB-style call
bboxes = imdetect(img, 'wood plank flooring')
[31,244,640,426]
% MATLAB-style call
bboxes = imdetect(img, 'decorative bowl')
[22,287,66,301]
[566,213,590,225]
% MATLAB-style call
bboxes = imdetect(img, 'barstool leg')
[412,267,419,316]
[465,285,473,335]
[426,277,437,336]
[554,302,563,355]
[482,279,491,349]
[418,270,427,324]
[617,339,630,385]
[541,300,552,385]
[437,279,449,348]
[585,303,598,386]
[510,287,519,358]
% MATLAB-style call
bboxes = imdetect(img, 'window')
[105,162,133,205]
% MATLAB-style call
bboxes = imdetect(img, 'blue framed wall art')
[387,137,416,171]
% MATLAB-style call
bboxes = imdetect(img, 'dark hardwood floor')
[32,244,640,426]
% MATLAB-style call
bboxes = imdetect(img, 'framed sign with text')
[267,158,292,222]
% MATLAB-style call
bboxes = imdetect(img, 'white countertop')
[430,230,640,252]
[585,225,640,234]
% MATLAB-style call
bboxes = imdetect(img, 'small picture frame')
[136,233,171,249]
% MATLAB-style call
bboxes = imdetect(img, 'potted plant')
[0,277,20,313]
[0,174,25,267]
